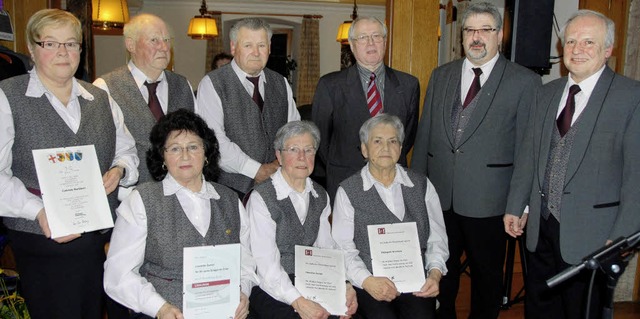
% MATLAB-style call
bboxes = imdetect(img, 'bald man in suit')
[504,10,640,319]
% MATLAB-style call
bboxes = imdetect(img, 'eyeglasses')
[35,41,82,51]
[564,39,598,49]
[462,28,497,36]
[352,34,385,44]
[164,144,205,156]
[280,146,316,157]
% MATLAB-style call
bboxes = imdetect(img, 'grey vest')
[254,178,327,274]
[0,75,118,234]
[101,67,195,183]
[451,78,482,147]
[340,169,430,273]
[208,65,288,194]
[542,116,584,220]
[137,181,241,311]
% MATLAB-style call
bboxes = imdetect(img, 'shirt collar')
[231,59,265,82]
[357,62,385,80]
[26,68,94,101]
[128,60,166,88]
[567,65,606,96]
[162,173,220,200]
[272,168,318,200]
[360,163,414,191]
[463,52,500,78]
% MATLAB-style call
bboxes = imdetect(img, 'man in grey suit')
[312,16,419,201]
[411,3,540,318]
[504,10,640,319]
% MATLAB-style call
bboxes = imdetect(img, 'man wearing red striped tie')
[312,16,420,202]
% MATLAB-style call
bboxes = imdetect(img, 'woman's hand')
[292,296,331,319]
[234,292,250,319]
[103,166,124,195]
[340,282,358,318]
[156,302,183,319]
[362,276,398,302]
[36,209,80,243]
[413,269,442,298]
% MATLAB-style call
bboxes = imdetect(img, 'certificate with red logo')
[32,145,113,237]
[294,245,347,316]
[367,222,425,292]
[183,244,241,319]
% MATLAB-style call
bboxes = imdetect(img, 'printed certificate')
[32,145,113,238]
[367,222,425,293]
[294,245,347,316]
[183,244,241,319]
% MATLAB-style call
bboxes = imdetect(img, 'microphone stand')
[546,230,640,319]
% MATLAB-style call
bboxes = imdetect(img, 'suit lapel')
[457,56,507,146]
[564,67,615,185]
[443,60,463,147]
[383,66,402,113]
[537,81,566,186]
[344,65,371,121]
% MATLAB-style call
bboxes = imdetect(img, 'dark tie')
[144,81,163,121]
[246,76,264,111]
[367,72,382,117]
[557,85,581,137]
[463,68,483,108]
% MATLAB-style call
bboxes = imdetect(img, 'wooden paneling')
[0,0,49,55]
[579,0,629,73]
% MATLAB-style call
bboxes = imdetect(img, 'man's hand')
[36,209,80,243]
[504,213,527,238]
[254,160,279,184]
[292,297,330,319]
[414,269,441,298]
[340,282,358,318]
[156,302,183,319]
[362,276,398,302]
[234,292,250,319]
[103,166,124,195]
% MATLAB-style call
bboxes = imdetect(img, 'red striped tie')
[367,72,382,117]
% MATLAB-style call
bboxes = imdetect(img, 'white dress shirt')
[0,69,139,220]
[93,60,197,115]
[331,164,449,288]
[104,174,258,317]
[247,168,334,305]
[195,60,300,180]
[557,65,606,124]
[460,52,500,103]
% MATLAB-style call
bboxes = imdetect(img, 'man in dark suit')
[504,10,640,319]
[410,3,541,318]
[311,16,419,200]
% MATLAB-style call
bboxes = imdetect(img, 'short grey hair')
[461,2,503,31]
[123,13,173,44]
[560,10,615,49]
[359,114,405,145]
[348,16,387,43]
[274,121,321,151]
[229,18,273,43]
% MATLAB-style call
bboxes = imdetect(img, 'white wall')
[93,0,385,86]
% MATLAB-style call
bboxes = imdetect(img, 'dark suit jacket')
[505,67,640,264]
[311,64,420,199]
[411,55,541,218]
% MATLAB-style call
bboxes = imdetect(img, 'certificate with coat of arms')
[183,244,241,319]
[32,144,114,238]
[367,222,425,293]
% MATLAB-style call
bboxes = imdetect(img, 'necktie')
[557,85,581,137]
[144,81,163,121]
[463,68,483,108]
[246,76,264,111]
[367,72,382,117]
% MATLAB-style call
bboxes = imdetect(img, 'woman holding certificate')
[331,114,449,319]
[104,109,257,319]
[246,121,358,319]
[0,9,138,319]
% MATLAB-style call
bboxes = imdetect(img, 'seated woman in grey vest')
[246,121,358,319]
[104,109,258,319]
[331,114,449,319]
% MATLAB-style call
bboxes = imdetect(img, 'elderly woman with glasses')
[246,121,358,319]
[104,109,257,319]
[0,9,138,318]
[331,114,449,319]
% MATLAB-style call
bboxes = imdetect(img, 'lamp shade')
[188,16,218,39]
[336,21,352,43]
[92,0,129,29]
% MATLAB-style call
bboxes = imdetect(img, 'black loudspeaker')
[502,0,555,74]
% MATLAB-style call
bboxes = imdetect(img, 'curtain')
[204,12,224,73]
[296,16,320,105]
[625,0,639,80]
